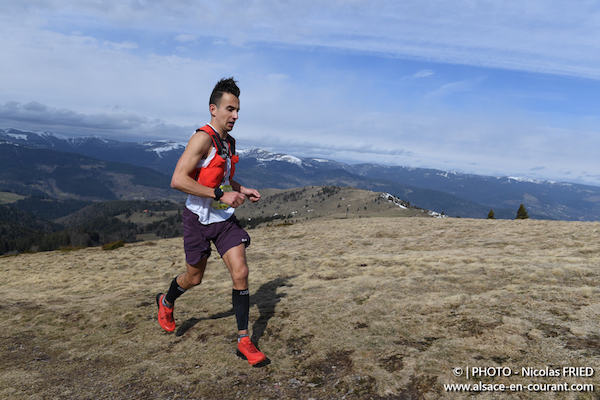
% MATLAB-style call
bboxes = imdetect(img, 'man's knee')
[231,264,249,285]
[186,273,203,286]
[182,261,206,287]
[235,265,249,280]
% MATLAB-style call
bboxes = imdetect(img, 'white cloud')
[5,1,600,79]
[412,70,434,79]
[0,100,188,140]
[0,1,599,186]
[0,19,228,125]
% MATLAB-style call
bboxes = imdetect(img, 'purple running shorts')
[182,207,250,266]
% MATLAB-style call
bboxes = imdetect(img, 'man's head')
[209,77,240,107]
[209,77,240,134]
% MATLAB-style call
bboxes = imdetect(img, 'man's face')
[211,92,239,134]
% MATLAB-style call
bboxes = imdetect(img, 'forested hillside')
[0,186,428,255]
[0,200,184,255]
[0,143,178,201]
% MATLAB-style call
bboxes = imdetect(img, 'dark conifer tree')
[516,204,530,219]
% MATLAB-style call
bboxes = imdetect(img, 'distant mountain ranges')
[2,127,600,221]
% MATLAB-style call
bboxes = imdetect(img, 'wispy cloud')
[413,70,434,79]
[402,69,435,80]
[6,1,600,78]
[424,78,484,100]
[0,1,599,185]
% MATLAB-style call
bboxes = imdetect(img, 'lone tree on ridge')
[516,204,529,219]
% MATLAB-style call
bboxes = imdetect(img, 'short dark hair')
[209,77,240,107]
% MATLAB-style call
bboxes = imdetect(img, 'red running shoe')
[156,293,175,332]
[237,336,266,365]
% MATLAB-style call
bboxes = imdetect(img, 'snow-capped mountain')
[1,128,186,153]
[237,148,348,171]
[0,128,186,175]
[2,128,600,220]
[340,163,600,221]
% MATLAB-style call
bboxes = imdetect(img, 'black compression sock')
[165,277,187,305]
[232,289,250,331]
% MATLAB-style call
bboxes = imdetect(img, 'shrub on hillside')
[102,240,124,250]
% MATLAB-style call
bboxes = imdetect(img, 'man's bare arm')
[170,132,216,198]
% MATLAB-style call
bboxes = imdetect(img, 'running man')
[156,77,266,366]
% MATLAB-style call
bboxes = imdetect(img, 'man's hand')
[220,191,247,208]
[239,186,261,203]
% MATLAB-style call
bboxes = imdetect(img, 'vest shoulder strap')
[226,134,236,155]
[196,126,235,158]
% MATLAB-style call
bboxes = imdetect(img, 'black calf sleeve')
[232,289,250,331]
[165,277,187,305]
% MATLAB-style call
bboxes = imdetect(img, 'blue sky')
[1,1,599,186]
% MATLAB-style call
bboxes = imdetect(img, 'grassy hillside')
[236,186,431,228]
[1,217,599,399]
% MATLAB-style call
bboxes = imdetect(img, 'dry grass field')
[2,216,600,399]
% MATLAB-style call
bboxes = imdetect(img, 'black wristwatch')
[214,187,224,201]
